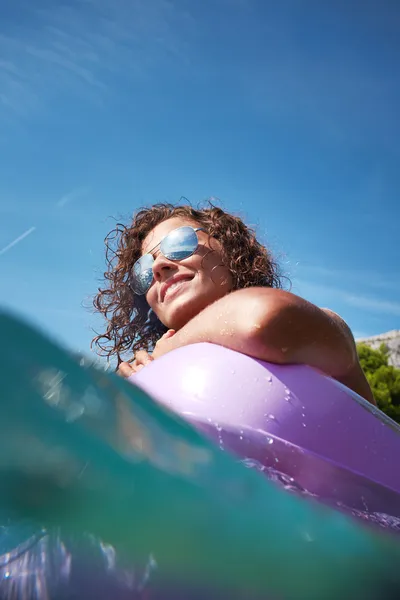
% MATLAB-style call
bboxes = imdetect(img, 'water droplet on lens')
[66,403,85,422]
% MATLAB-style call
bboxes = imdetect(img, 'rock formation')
[357,330,400,369]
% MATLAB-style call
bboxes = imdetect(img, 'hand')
[151,329,176,360]
[117,330,176,378]
[117,349,153,378]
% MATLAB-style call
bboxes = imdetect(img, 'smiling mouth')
[163,278,193,301]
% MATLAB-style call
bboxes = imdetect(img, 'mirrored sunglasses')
[130,226,205,295]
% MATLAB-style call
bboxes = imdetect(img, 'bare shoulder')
[321,308,376,405]
[321,308,353,333]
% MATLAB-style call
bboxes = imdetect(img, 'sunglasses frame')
[130,226,205,295]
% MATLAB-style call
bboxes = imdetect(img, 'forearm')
[152,288,375,404]
[155,289,262,357]
[155,288,358,379]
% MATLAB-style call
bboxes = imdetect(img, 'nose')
[152,252,177,282]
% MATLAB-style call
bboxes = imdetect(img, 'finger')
[117,362,135,378]
[160,329,175,340]
[134,350,153,366]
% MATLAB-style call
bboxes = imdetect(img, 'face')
[141,217,233,330]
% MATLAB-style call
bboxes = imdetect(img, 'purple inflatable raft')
[132,342,400,523]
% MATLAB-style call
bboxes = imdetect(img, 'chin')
[162,295,208,330]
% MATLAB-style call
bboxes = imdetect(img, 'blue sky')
[0,0,399,359]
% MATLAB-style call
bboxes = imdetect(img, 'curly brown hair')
[92,201,287,363]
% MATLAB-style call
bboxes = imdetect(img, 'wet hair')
[92,201,287,363]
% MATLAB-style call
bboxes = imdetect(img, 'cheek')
[197,250,233,289]
[199,247,221,272]
[145,286,158,310]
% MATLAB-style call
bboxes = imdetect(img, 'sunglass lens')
[161,226,198,260]
[131,254,154,294]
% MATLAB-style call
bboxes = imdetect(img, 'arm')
[318,308,376,405]
[152,287,376,404]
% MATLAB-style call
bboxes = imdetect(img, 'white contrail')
[0,226,36,256]
[57,186,89,208]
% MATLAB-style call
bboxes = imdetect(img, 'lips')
[161,275,193,302]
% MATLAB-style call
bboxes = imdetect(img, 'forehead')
[141,217,199,253]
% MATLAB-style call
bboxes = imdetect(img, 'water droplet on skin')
[267,437,274,445]
[302,423,307,427]
[267,414,276,420]
[231,370,236,375]
[266,375,272,383]
[275,458,279,463]
[239,435,243,440]
[301,413,305,418]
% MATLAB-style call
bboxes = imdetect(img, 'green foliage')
[357,343,400,423]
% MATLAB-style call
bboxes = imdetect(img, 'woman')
[92,202,375,404]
